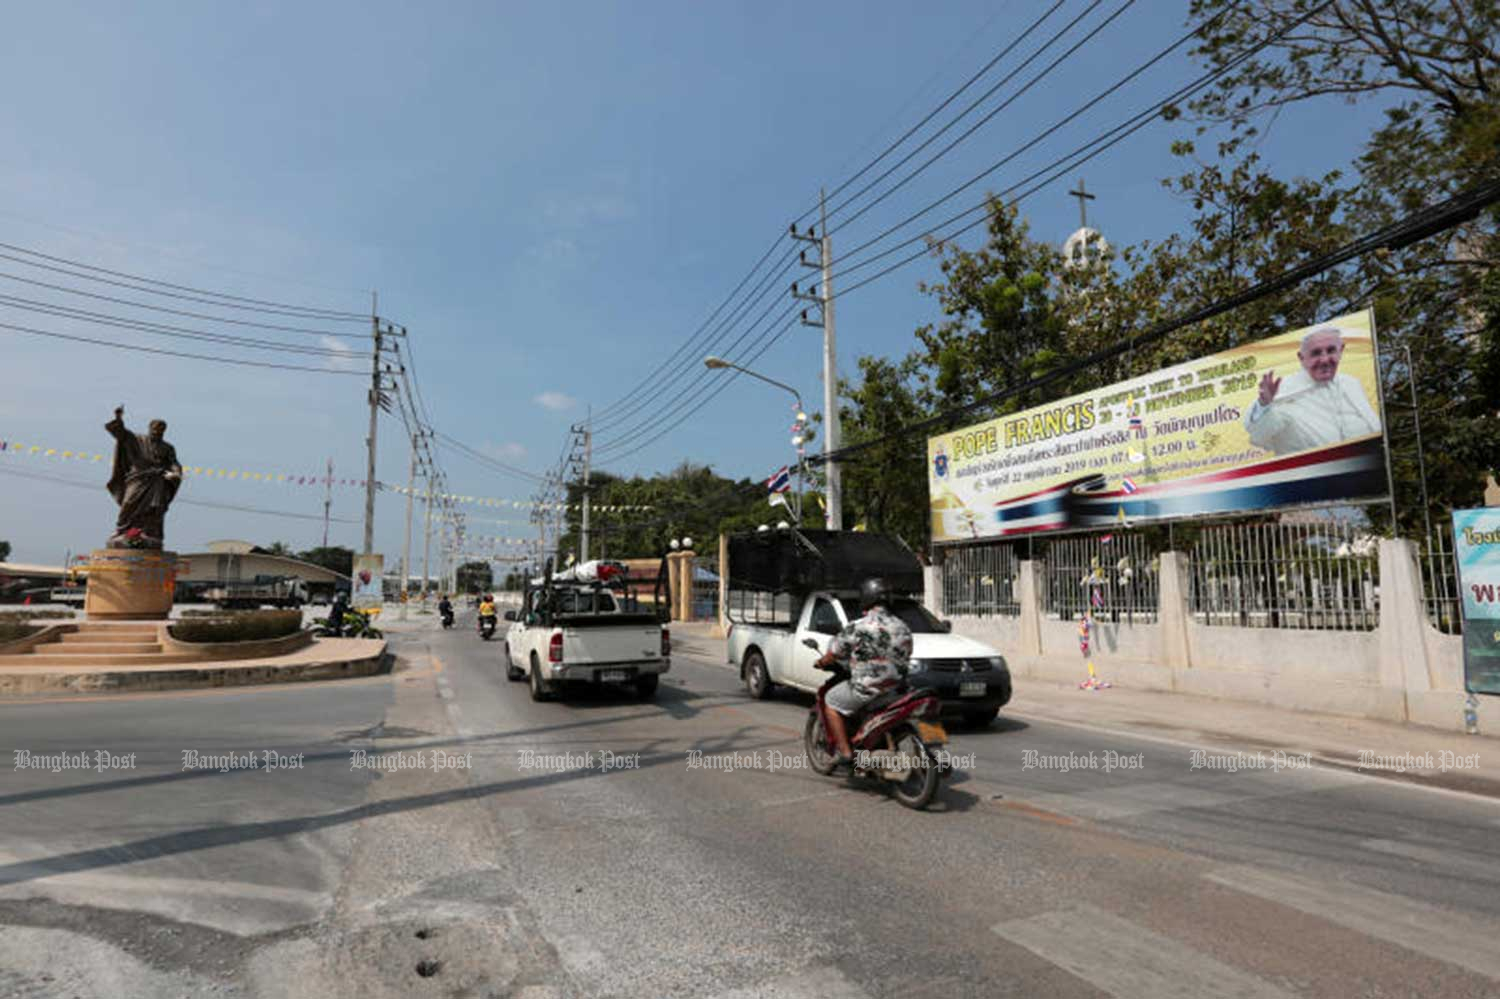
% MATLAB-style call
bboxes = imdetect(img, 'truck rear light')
[661,629,671,657]
[548,632,563,663]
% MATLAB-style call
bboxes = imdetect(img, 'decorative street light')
[703,356,808,524]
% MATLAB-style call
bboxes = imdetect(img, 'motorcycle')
[800,637,952,810]
[440,606,455,629]
[477,613,497,641]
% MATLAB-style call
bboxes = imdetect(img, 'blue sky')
[0,1,1388,566]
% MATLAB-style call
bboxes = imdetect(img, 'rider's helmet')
[859,577,892,612]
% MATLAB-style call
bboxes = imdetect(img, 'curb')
[0,642,389,697]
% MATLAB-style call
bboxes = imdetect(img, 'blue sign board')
[1452,508,1500,695]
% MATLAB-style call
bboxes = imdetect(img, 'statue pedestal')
[85,549,179,621]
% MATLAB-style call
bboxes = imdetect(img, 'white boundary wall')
[927,540,1495,733]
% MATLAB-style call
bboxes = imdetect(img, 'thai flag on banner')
[1121,477,1139,494]
[767,466,791,495]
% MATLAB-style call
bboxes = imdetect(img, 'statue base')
[85,549,179,621]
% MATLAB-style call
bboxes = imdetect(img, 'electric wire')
[0,240,367,319]
[0,318,367,374]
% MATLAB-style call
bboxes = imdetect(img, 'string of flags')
[0,436,651,512]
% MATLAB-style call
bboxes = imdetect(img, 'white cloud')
[319,335,361,371]
[534,391,576,412]
[482,441,527,460]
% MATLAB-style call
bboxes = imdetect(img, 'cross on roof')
[1067,178,1096,230]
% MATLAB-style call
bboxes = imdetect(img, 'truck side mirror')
[801,638,820,651]
[940,620,953,633]
[504,610,517,622]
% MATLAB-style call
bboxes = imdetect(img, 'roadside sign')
[1452,508,1500,695]
[352,554,384,610]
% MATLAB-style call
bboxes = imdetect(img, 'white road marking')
[1205,865,1500,980]
[705,965,873,999]
[992,903,1297,999]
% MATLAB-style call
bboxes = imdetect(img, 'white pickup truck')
[503,560,670,701]
[726,589,1013,728]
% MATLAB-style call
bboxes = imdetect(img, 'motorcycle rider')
[813,577,914,766]
[477,593,497,636]
[438,593,454,626]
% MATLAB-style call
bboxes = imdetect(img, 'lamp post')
[704,356,807,524]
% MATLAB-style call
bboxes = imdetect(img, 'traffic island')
[0,633,388,696]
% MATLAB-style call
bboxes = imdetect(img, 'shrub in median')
[0,622,38,644]
[169,610,304,644]
[0,610,75,621]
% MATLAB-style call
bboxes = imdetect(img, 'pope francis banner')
[928,309,1389,540]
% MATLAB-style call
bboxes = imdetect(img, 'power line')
[0,242,367,320]
[0,318,367,374]
[0,268,357,336]
[0,294,358,357]
[809,176,1500,466]
[0,465,360,522]
[433,432,548,484]
[824,0,1123,236]
[788,0,1068,230]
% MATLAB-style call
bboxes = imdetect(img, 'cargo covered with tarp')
[726,529,923,597]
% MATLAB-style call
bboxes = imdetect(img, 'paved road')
[1,617,1498,998]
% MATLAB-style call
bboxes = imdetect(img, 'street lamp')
[703,356,808,525]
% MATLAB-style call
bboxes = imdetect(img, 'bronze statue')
[105,405,182,549]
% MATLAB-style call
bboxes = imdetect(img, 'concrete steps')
[0,621,169,666]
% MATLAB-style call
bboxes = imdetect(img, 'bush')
[0,609,75,620]
[0,622,38,644]
[169,610,304,644]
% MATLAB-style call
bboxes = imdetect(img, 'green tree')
[0,540,10,563]
[456,561,493,593]
[838,356,931,550]
[296,546,354,577]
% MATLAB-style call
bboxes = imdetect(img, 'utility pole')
[791,189,841,529]
[321,457,334,549]
[364,303,381,555]
[399,433,416,620]
[421,476,432,605]
[363,309,404,556]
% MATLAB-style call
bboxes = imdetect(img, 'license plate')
[960,681,986,697]
[916,721,948,744]
[600,670,630,682]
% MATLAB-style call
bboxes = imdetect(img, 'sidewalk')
[674,620,1500,797]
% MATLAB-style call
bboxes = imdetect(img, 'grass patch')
[169,610,304,643]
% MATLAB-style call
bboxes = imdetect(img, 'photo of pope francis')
[1243,326,1381,456]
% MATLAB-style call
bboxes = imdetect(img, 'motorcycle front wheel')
[803,711,839,776]
[889,730,941,810]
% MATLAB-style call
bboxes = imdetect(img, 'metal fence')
[1039,532,1161,623]
[691,556,720,623]
[939,542,1021,618]
[1188,520,1378,630]
[1417,524,1462,634]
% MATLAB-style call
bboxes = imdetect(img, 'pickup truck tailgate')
[559,616,663,666]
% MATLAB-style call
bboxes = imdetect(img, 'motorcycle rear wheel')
[803,711,839,776]
[889,731,941,810]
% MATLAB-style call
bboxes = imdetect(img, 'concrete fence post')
[923,564,943,617]
[1017,560,1043,656]
[717,534,730,637]
[1377,538,1433,720]
[1157,551,1192,672]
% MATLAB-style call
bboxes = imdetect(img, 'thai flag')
[1121,477,1139,495]
[766,466,792,494]
[1129,413,1144,434]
